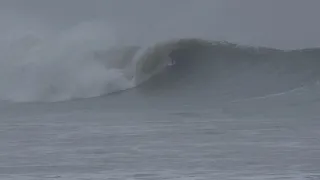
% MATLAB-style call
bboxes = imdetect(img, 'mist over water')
[0,1,320,103]
[1,4,320,103]
[0,12,138,102]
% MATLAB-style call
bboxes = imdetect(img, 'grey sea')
[1,40,320,180]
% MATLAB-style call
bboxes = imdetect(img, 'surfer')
[168,58,175,66]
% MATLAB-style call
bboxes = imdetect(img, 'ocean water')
[0,14,320,180]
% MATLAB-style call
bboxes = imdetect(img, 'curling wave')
[1,21,320,103]
[133,38,320,102]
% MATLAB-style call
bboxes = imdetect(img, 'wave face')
[1,17,320,103]
[134,39,320,102]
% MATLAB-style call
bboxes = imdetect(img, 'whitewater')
[0,5,320,180]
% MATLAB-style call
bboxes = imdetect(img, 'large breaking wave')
[1,16,320,103]
[134,39,320,102]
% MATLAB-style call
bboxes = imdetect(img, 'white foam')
[0,12,136,102]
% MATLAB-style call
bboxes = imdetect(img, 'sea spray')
[0,14,135,102]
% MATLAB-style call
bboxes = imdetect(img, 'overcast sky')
[1,0,320,49]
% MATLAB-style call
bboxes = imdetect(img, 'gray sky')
[1,0,320,49]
